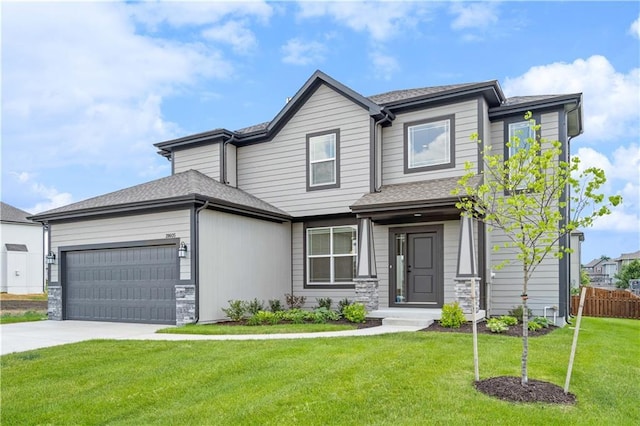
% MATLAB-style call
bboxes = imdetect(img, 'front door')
[407,233,438,304]
[390,226,443,307]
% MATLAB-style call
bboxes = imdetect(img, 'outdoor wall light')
[178,242,187,259]
[45,251,56,265]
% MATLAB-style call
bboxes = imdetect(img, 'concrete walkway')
[0,320,423,355]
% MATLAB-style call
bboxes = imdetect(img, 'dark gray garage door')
[65,244,178,324]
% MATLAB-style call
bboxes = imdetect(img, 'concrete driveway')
[0,320,167,355]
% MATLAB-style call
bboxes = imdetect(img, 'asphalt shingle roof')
[32,170,289,220]
[0,202,36,224]
[367,82,487,105]
[351,175,481,210]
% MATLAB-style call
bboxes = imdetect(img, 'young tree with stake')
[453,112,621,386]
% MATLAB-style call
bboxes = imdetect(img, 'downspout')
[564,100,581,325]
[193,200,210,324]
[222,135,237,185]
[373,108,393,192]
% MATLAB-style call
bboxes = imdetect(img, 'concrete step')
[382,317,434,328]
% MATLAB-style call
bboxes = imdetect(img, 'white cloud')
[281,39,327,65]
[17,177,74,214]
[296,1,429,42]
[629,15,640,39]
[503,55,640,142]
[369,51,400,80]
[450,2,499,31]
[202,21,257,54]
[2,1,235,174]
[128,1,273,29]
[575,145,639,233]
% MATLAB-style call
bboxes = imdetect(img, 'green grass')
[1,317,639,425]
[0,310,47,324]
[157,322,357,335]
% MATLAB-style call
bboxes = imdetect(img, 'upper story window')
[307,225,357,285]
[307,129,340,191]
[506,118,539,191]
[404,115,455,174]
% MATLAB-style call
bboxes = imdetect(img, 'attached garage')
[63,243,178,324]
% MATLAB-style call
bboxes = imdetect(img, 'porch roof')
[350,175,481,215]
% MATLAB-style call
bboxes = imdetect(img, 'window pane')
[309,257,330,282]
[409,120,450,168]
[311,160,335,185]
[333,227,356,255]
[308,228,330,255]
[310,134,335,161]
[509,122,533,155]
[334,256,356,282]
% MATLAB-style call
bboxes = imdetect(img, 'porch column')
[354,217,379,311]
[454,214,480,314]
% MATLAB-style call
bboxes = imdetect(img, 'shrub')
[278,308,306,324]
[439,302,466,328]
[285,293,306,309]
[311,307,340,323]
[247,298,265,315]
[499,315,518,326]
[247,310,279,326]
[507,305,533,323]
[532,316,551,328]
[528,320,543,331]
[222,300,248,322]
[343,303,366,323]
[338,298,353,314]
[487,318,509,333]
[268,299,283,313]
[316,297,333,310]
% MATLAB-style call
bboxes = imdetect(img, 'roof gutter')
[373,107,394,192]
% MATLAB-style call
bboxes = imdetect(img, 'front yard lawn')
[0,310,48,324]
[1,317,638,425]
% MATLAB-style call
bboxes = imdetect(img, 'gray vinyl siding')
[173,143,221,180]
[237,83,371,216]
[291,222,356,308]
[51,210,191,282]
[486,112,561,316]
[198,209,291,322]
[382,99,479,185]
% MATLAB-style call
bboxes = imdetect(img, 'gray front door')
[390,225,443,307]
[407,232,440,304]
[64,244,177,324]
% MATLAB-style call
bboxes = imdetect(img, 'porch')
[368,308,486,327]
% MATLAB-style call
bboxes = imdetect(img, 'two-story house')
[31,70,583,326]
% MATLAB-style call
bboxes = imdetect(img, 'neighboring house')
[31,70,584,325]
[584,257,618,287]
[570,230,585,291]
[614,250,640,270]
[1,202,44,294]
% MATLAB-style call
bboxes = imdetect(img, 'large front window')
[307,226,357,284]
[405,116,455,173]
[307,130,339,190]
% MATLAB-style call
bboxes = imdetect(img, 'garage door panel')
[65,245,177,324]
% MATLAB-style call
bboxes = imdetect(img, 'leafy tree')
[614,260,640,289]
[453,112,621,386]
[580,268,591,286]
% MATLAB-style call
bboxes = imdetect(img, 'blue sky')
[2,1,639,263]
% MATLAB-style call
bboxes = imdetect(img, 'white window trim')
[306,225,357,285]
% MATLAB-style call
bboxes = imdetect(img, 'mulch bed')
[475,376,576,404]
[216,318,383,329]
[423,320,573,404]
[0,300,48,312]
[421,320,558,337]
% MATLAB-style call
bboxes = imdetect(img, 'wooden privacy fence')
[571,286,640,319]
